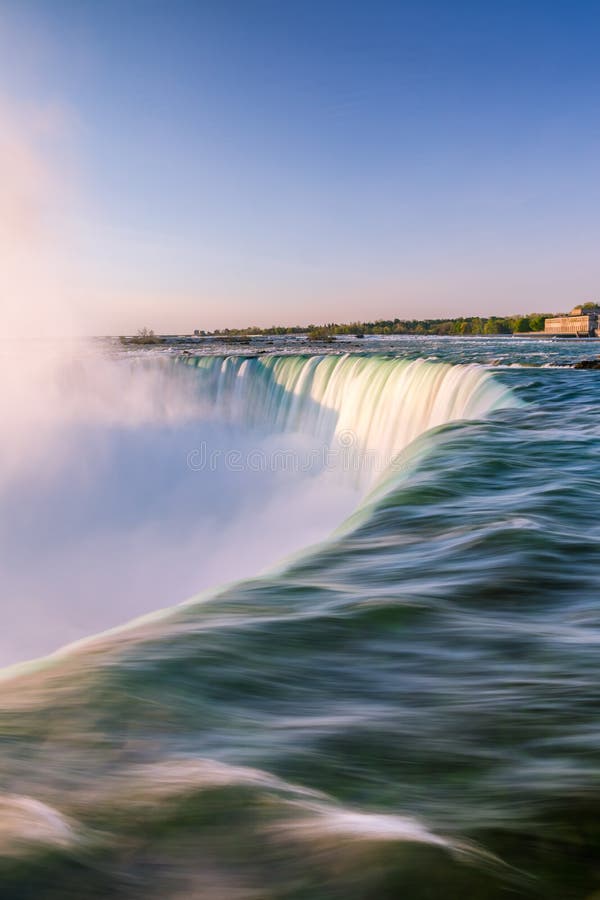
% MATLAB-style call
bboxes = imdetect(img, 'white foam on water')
[285,802,451,847]
[0,795,76,856]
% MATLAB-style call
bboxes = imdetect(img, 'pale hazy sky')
[1,0,600,334]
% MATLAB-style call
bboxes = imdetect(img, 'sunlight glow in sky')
[1,0,599,334]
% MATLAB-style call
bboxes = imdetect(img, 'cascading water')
[182,353,518,487]
[1,344,599,900]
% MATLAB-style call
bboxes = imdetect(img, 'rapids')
[0,343,599,899]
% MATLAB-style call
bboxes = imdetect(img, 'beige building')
[544,305,600,337]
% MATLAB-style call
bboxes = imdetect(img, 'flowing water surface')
[1,336,599,899]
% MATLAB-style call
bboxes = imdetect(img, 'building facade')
[544,306,600,337]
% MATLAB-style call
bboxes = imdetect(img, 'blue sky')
[1,0,600,332]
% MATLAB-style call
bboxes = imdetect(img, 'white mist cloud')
[0,357,357,666]
[0,96,81,338]
[0,101,358,667]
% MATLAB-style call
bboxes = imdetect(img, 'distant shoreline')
[116,330,600,345]
[117,310,598,342]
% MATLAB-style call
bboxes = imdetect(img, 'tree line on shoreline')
[123,307,594,344]
[201,313,551,339]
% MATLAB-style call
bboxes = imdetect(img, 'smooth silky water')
[0,338,599,899]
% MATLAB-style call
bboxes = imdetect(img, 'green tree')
[514,317,531,333]
[528,314,547,332]
[484,317,510,334]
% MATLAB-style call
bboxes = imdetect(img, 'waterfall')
[181,353,518,485]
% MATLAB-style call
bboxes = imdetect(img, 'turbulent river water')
[1,336,599,899]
